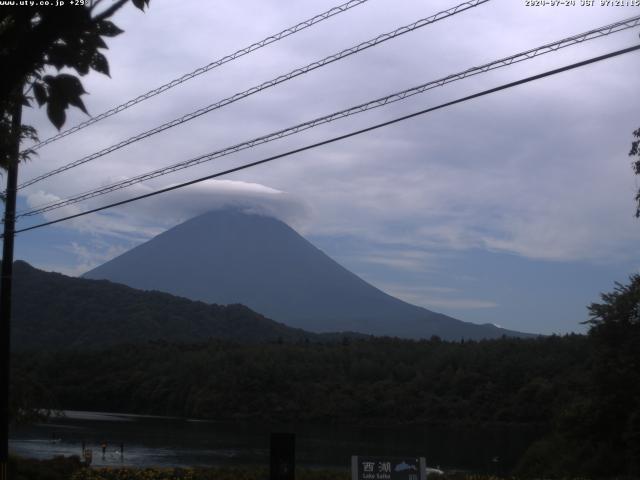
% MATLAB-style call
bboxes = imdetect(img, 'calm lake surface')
[10,410,540,472]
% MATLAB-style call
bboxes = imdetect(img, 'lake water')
[10,410,540,472]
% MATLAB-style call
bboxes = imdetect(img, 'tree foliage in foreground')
[517,275,640,478]
[631,127,640,217]
[0,0,150,169]
[584,275,640,476]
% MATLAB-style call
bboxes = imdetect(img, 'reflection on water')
[10,410,541,472]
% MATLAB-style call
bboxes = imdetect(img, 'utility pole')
[0,93,23,480]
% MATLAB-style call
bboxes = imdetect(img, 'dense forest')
[12,335,588,426]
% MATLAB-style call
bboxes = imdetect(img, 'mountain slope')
[9,261,324,350]
[85,208,532,340]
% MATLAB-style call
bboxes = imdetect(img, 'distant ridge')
[9,260,334,351]
[85,208,534,340]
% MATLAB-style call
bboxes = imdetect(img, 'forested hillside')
[9,261,324,349]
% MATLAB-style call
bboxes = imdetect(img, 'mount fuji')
[85,208,532,340]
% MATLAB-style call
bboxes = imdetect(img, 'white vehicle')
[425,466,444,477]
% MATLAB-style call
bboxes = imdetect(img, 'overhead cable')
[28,0,372,151]
[11,44,640,236]
[18,14,640,218]
[17,0,489,190]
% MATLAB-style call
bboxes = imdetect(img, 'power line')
[11,44,640,237]
[27,0,372,151]
[17,0,489,190]
[18,14,640,219]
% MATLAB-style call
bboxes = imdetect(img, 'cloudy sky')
[12,0,640,335]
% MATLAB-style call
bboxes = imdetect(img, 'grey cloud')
[15,0,640,273]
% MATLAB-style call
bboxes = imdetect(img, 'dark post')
[0,95,22,480]
[270,432,295,480]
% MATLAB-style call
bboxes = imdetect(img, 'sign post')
[351,456,426,480]
[270,433,295,480]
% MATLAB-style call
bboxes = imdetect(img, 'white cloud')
[59,241,131,276]
[23,179,309,244]
[377,283,498,310]
[355,249,440,272]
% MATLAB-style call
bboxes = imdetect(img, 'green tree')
[584,275,640,476]
[587,275,640,330]
[631,127,640,217]
[0,0,151,472]
[1,0,151,165]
